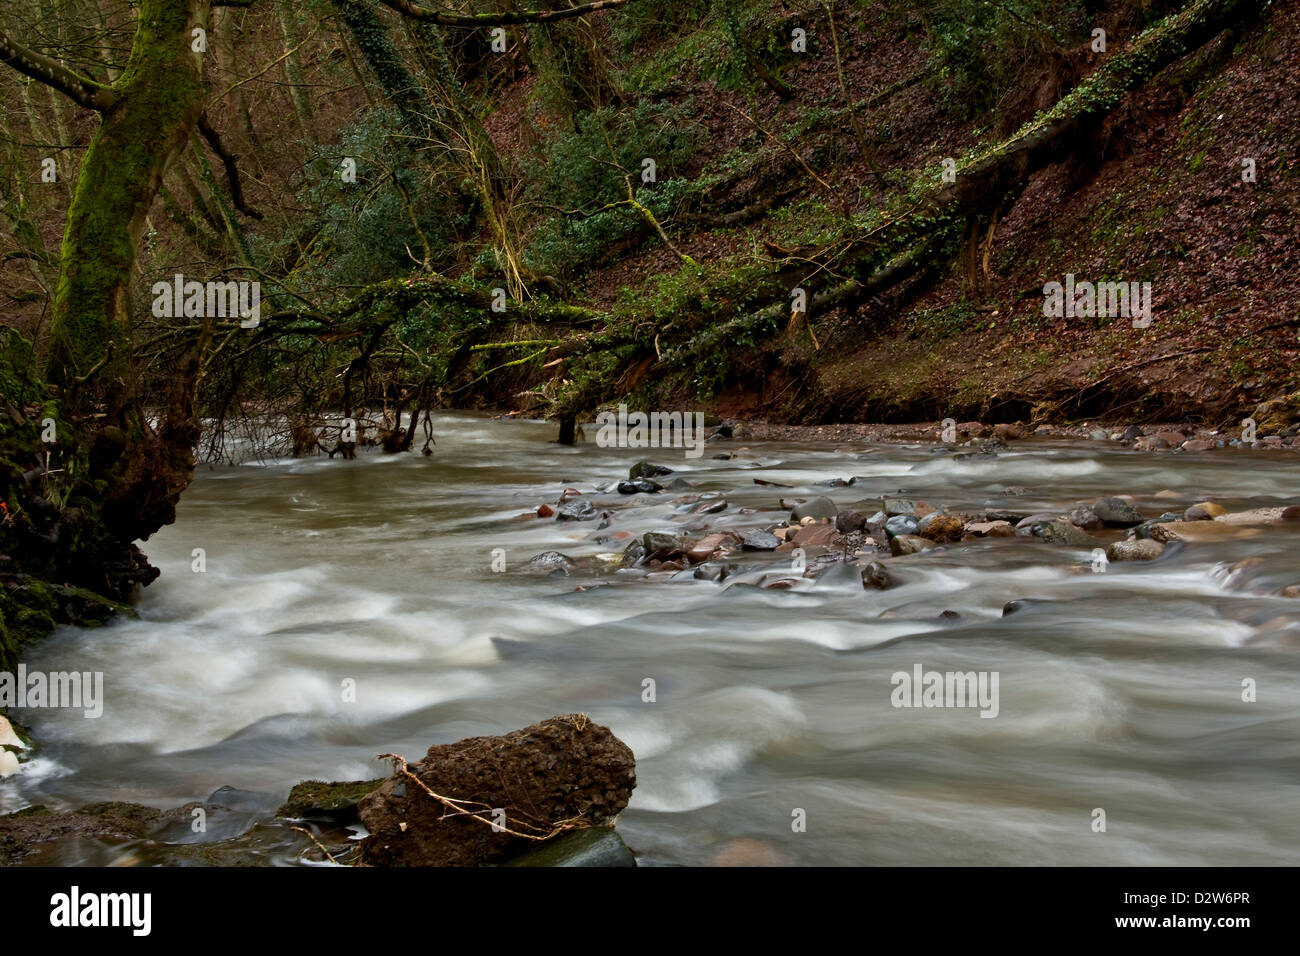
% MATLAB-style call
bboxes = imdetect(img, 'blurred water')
[5,413,1300,865]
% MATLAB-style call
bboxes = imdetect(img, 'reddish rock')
[686,533,728,563]
[964,520,1015,537]
[712,838,785,866]
[537,504,554,518]
[792,524,837,548]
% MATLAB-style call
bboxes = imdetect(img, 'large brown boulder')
[359,715,636,867]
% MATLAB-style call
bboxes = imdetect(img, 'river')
[5,412,1299,865]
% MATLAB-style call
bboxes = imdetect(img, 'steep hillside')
[474,0,1298,429]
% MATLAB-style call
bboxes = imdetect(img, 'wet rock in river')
[690,497,728,515]
[1031,520,1098,546]
[890,535,934,556]
[642,531,684,560]
[1184,501,1227,521]
[1068,507,1103,530]
[1092,496,1144,527]
[918,514,963,542]
[619,539,646,567]
[884,515,919,538]
[359,715,636,867]
[525,551,577,575]
[1132,513,1182,538]
[1015,513,1064,534]
[741,529,781,551]
[710,837,786,866]
[503,826,635,867]
[791,496,837,522]
[693,563,733,582]
[0,801,202,866]
[1107,538,1166,561]
[1216,506,1300,525]
[556,499,598,521]
[860,561,896,590]
[836,510,866,534]
[629,461,673,480]
[881,497,916,517]
[617,478,662,494]
[686,532,732,563]
[1148,521,1259,543]
[277,779,386,824]
[963,519,1015,537]
[792,524,837,548]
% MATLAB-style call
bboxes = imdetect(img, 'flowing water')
[5,413,1300,865]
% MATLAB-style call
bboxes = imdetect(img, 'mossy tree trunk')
[0,0,214,545]
[45,0,210,399]
[50,1,213,539]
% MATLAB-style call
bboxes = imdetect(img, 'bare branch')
[197,114,264,221]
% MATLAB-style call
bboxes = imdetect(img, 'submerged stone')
[503,826,636,867]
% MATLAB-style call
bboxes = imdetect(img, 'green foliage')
[907,300,979,337]
[522,102,703,277]
[269,108,475,290]
[612,0,715,62]
[926,0,1082,116]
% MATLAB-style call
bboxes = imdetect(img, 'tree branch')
[0,28,116,111]
[197,114,264,220]
[376,0,639,27]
